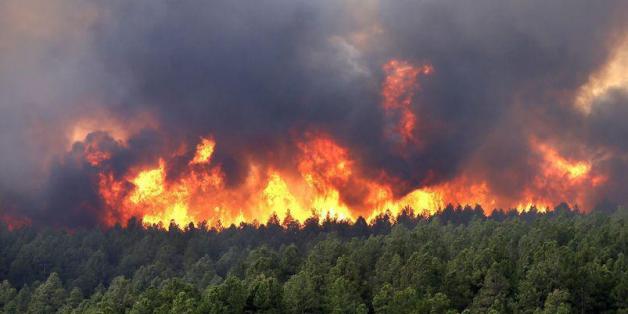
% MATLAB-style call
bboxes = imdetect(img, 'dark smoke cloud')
[1,0,627,226]
[375,0,627,190]
[583,90,628,202]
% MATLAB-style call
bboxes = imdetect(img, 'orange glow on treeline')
[90,130,602,228]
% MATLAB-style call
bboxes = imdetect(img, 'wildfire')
[95,132,443,227]
[87,130,604,227]
[60,60,606,228]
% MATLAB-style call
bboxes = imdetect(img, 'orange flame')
[381,59,433,144]
[74,60,606,227]
[190,137,216,165]
[535,140,591,180]
[96,133,441,227]
[91,131,603,227]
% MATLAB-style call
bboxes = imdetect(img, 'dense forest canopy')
[0,204,625,313]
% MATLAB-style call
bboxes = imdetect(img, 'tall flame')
[78,60,608,227]
[381,59,433,144]
[94,131,602,227]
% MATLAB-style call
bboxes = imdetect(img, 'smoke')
[1,0,627,227]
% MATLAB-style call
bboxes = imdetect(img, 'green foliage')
[246,275,283,313]
[203,275,247,314]
[0,205,624,313]
[27,272,66,314]
[536,289,572,314]
[282,271,319,313]
[0,280,16,309]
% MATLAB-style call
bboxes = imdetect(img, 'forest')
[0,204,625,314]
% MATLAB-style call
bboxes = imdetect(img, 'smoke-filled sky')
[1,0,628,228]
